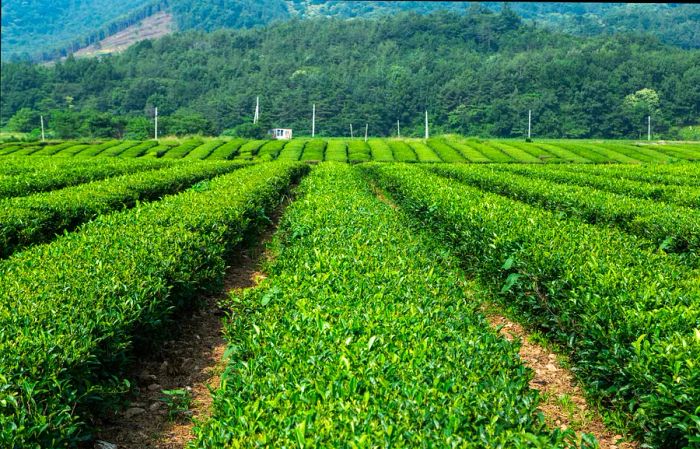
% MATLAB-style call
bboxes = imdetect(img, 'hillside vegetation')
[2,11,699,139]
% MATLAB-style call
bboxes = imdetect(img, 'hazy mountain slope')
[1,0,153,59]
[2,1,700,61]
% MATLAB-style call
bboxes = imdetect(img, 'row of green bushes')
[300,139,327,161]
[550,161,700,187]
[2,137,699,163]
[257,139,288,161]
[347,140,371,162]
[0,157,170,198]
[325,140,347,162]
[235,140,268,160]
[497,164,700,208]
[426,139,465,162]
[0,162,309,448]
[388,140,417,162]
[207,139,247,160]
[367,139,393,161]
[277,139,306,161]
[365,163,699,447]
[0,161,246,258]
[191,163,578,447]
[426,164,700,258]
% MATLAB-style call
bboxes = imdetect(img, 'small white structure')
[269,128,293,140]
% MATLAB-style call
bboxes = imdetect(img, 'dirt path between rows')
[485,312,637,449]
[367,176,637,449]
[92,205,285,449]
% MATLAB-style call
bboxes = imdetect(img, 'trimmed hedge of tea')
[495,164,700,208]
[300,139,327,161]
[0,162,309,448]
[0,157,171,198]
[191,163,576,448]
[0,161,246,258]
[426,164,700,257]
[365,163,700,448]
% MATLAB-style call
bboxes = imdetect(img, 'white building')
[269,128,293,140]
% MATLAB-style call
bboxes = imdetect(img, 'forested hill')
[2,11,699,139]
[2,1,699,61]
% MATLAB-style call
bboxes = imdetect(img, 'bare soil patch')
[485,312,638,449]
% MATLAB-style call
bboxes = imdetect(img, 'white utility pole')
[154,107,158,140]
[40,115,45,142]
[397,120,401,138]
[253,96,259,124]
[528,109,532,139]
[365,123,368,142]
[312,104,316,137]
[424,111,429,139]
[648,115,651,141]
[350,124,354,139]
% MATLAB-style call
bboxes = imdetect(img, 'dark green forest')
[2,10,699,139]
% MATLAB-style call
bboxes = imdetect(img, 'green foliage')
[496,163,700,209]
[365,163,700,447]
[276,139,305,161]
[183,140,225,160]
[426,139,466,162]
[0,156,170,199]
[409,141,442,162]
[347,140,371,162]
[125,116,152,140]
[3,11,699,138]
[117,140,158,158]
[205,139,246,160]
[299,139,326,161]
[387,140,417,162]
[674,124,700,141]
[74,140,122,157]
[0,162,308,447]
[324,140,347,162]
[426,163,700,259]
[256,139,288,161]
[367,139,393,161]
[3,2,700,62]
[190,163,576,447]
[50,110,84,139]
[234,140,267,161]
[161,139,204,159]
[0,160,245,258]
[4,137,698,164]
[7,108,40,133]
[161,388,193,422]
[223,122,267,139]
[161,111,214,137]
[487,142,542,163]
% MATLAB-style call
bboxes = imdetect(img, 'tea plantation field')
[0,145,698,448]
[1,137,699,163]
